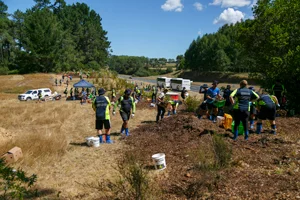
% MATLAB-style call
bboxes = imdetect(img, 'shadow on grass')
[144,165,156,170]
[141,120,156,124]
[110,132,121,136]
[69,142,89,147]
[25,188,57,199]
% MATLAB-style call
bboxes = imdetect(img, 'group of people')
[92,88,136,144]
[197,80,282,141]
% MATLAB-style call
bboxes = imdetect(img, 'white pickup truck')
[18,88,52,101]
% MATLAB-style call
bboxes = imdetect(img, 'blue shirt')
[206,87,220,103]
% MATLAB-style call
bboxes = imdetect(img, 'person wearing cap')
[197,84,209,119]
[230,80,259,140]
[156,88,168,122]
[206,80,222,122]
[92,88,112,144]
[181,87,188,101]
[256,91,279,135]
[223,85,232,106]
[113,89,136,137]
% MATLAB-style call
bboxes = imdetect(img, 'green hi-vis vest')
[113,96,136,113]
[92,96,111,120]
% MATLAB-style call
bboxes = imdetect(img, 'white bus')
[170,78,192,91]
[157,77,171,88]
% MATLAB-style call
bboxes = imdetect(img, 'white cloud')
[250,0,258,8]
[213,8,245,25]
[209,0,251,8]
[197,30,202,36]
[161,0,184,12]
[193,2,203,11]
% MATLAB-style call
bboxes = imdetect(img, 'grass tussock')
[195,134,232,171]
[87,153,161,200]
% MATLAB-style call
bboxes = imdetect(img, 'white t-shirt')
[158,92,165,99]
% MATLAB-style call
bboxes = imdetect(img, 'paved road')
[118,75,201,92]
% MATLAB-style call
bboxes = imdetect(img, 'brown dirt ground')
[125,114,300,199]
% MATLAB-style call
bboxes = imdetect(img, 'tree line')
[183,0,299,111]
[0,0,110,74]
[108,55,177,76]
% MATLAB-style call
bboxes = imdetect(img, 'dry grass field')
[0,74,158,199]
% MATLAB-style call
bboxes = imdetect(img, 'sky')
[4,0,257,59]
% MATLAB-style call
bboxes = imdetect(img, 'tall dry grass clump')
[0,100,72,166]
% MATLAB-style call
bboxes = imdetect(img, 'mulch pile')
[125,112,300,199]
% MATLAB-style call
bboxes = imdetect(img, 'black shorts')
[95,119,111,130]
[200,102,207,110]
[120,111,130,121]
[257,105,276,120]
[207,102,217,109]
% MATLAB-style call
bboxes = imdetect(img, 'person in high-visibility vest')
[92,88,112,143]
[113,89,136,137]
[111,88,116,102]
[256,91,279,135]
[167,100,179,116]
[152,86,157,103]
[248,86,257,130]
[230,80,259,140]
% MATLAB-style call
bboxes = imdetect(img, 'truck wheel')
[26,97,32,101]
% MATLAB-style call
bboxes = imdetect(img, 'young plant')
[0,158,37,199]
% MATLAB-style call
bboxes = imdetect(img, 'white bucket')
[217,116,225,127]
[92,137,100,147]
[86,137,94,147]
[86,137,100,147]
[152,153,166,170]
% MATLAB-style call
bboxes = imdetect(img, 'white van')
[157,77,171,88]
[170,78,192,91]
[18,88,52,101]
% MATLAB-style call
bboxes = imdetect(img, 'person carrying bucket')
[156,88,169,122]
[92,88,113,144]
[206,80,222,122]
[113,89,136,137]
[229,80,259,140]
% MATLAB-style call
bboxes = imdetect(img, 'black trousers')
[233,109,249,132]
[152,93,156,102]
[156,105,165,122]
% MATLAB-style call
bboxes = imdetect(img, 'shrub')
[165,66,173,73]
[185,96,201,112]
[0,67,9,75]
[0,158,37,199]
